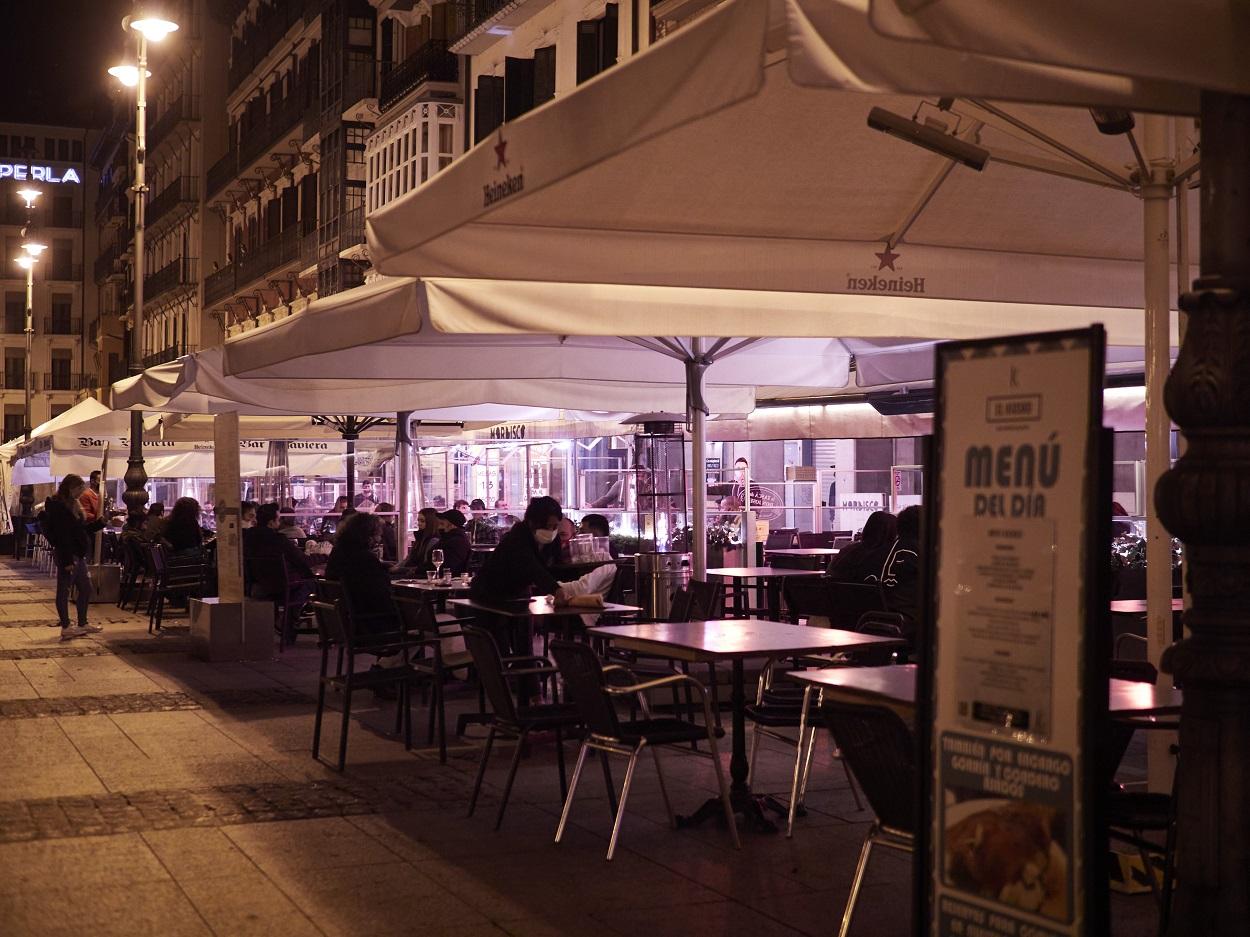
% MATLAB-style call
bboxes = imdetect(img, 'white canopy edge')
[422,277,1175,348]
[785,0,1201,112]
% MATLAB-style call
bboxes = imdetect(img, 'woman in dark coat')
[326,512,399,634]
[42,474,105,639]
[398,508,441,574]
[162,497,204,557]
[826,510,898,584]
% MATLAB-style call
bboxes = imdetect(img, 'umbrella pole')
[689,338,707,579]
[1142,116,1175,794]
[396,411,411,563]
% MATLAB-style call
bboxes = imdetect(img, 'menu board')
[920,328,1107,937]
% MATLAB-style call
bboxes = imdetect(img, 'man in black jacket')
[243,503,315,602]
[881,505,922,642]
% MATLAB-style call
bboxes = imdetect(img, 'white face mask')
[534,528,557,545]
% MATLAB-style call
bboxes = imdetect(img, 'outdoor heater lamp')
[867,106,990,171]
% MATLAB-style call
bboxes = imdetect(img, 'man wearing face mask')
[470,496,566,605]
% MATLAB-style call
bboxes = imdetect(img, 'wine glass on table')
[431,548,445,583]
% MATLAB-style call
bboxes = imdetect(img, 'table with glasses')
[707,566,825,620]
[588,619,904,832]
[449,596,642,643]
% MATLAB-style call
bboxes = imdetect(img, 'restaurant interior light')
[107,64,152,87]
[129,15,180,41]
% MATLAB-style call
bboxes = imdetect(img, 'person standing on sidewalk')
[42,474,105,640]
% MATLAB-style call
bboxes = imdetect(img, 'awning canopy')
[785,0,1204,111]
[860,0,1248,99]
[367,0,1191,333]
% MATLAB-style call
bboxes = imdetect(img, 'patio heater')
[626,413,691,621]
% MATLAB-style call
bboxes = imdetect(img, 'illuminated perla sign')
[0,163,81,184]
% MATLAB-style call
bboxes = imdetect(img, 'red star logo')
[875,245,900,271]
[494,134,509,170]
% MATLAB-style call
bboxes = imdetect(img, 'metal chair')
[822,700,916,937]
[765,528,799,550]
[146,544,206,633]
[310,598,437,771]
[461,625,581,831]
[550,639,740,860]
[824,581,886,631]
[798,531,836,548]
[783,575,834,625]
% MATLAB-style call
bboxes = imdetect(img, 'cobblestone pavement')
[0,558,1155,937]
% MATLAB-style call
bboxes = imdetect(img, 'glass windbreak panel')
[418,448,450,509]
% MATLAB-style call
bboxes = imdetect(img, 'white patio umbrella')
[362,0,1185,573]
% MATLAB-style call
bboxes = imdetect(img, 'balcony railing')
[43,317,82,335]
[149,94,200,152]
[144,257,198,300]
[379,40,459,112]
[147,176,198,229]
[143,345,195,368]
[450,0,515,41]
[48,264,83,282]
[206,147,238,198]
[205,226,302,305]
[228,1,308,93]
[42,372,93,392]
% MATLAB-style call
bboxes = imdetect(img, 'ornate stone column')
[1157,90,1250,935]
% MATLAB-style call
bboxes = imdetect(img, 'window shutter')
[504,57,536,121]
[601,4,619,71]
[533,45,556,106]
[576,20,600,85]
[474,76,504,142]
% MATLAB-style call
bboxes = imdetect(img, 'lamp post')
[14,187,44,441]
[109,9,177,514]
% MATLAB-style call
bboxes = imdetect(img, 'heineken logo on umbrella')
[484,131,524,208]
[846,243,926,294]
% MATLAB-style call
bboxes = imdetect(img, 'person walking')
[42,474,105,640]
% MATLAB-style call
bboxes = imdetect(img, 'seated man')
[243,502,316,604]
[578,513,618,557]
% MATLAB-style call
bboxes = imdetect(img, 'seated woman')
[325,512,399,635]
[826,510,897,584]
[162,497,205,557]
[396,508,441,574]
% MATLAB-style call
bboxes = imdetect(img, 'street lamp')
[13,188,44,441]
[109,7,178,515]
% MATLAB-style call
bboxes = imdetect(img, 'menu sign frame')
[915,327,1111,937]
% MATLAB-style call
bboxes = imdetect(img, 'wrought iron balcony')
[149,94,200,152]
[42,372,92,392]
[379,40,459,112]
[43,317,82,336]
[147,176,198,229]
[144,257,198,300]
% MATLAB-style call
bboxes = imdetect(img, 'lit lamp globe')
[107,65,152,87]
[20,238,47,257]
[15,188,41,209]
[15,255,36,271]
[128,15,179,41]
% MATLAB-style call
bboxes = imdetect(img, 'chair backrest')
[798,531,835,548]
[461,625,519,723]
[687,579,723,620]
[765,528,798,550]
[310,599,349,646]
[823,701,916,834]
[314,578,342,602]
[825,581,885,631]
[832,536,855,550]
[667,585,695,623]
[394,594,438,635]
[550,640,621,739]
[851,611,906,665]
[783,575,834,623]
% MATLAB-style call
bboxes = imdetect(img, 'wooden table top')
[787,665,1183,716]
[765,548,841,556]
[707,566,827,579]
[1110,598,1185,615]
[588,619,902,661]
[450,597,641,618]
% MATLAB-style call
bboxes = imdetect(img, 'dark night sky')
[0,0,135,130]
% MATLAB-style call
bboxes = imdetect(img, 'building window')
[51,239,73,280]
[50,403,71,419]
[50,350,72,390]
[72,139,83,162]
[52,195,73,228]
[45,138,56,160]
[58,139,69,161]
[50,295,72,334]
[4,354,24,390]
[577,4,619,85]
[3,407,24,442]
[4,291,22,333]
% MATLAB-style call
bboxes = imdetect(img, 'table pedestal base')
[676,788,779,834]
